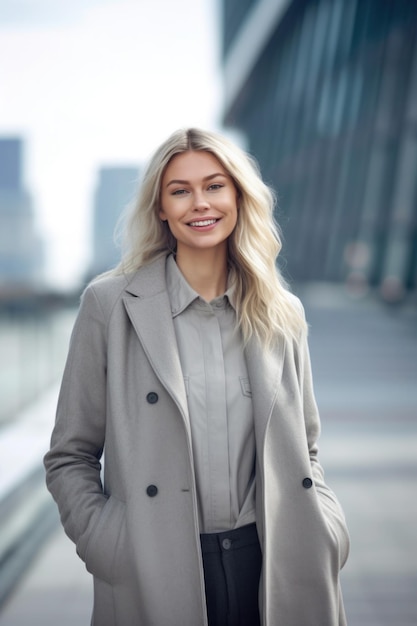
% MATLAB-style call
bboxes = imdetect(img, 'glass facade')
[223,0,417,301]
[222,0,258,56]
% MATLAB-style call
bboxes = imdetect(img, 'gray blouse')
[166,255,256,534]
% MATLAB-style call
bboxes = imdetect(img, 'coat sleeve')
[294,299,350,570]
[44,284,109,562]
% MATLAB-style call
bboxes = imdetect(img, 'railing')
[0,296,77,607]
[0,295,77,425]
[0,467,57,607]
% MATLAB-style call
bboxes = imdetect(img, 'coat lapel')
[122,257,190,428]
[245,334,286,448]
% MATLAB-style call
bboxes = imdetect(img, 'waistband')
[200,523,259,554]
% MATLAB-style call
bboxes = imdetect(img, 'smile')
[188,219,218,227]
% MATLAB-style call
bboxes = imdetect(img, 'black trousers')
[200,523,262,626]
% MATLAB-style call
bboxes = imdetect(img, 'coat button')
[302,477,313,489]
[146,484,158,497]
[146,392,159,404]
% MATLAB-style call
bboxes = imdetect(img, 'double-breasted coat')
[44,255,349,626]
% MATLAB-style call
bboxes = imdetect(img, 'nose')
[193,191,210,211]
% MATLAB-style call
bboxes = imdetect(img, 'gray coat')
[44,255,349,626]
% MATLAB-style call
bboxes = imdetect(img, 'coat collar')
[122,255,287,446]
[123,255,168,298]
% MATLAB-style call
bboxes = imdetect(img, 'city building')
[222,0,417,301]
[88,166,139,278]
[0,137,44,290]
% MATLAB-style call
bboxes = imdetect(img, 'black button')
[146,485,158,497]
[146,392,158,404]
[302,477,313,489]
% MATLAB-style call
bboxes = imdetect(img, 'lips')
[187,218,218,227]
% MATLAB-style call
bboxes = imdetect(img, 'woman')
[44,128,349,626]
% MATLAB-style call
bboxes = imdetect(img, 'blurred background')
[0,0,416,624]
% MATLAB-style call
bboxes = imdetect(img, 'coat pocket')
[314,483,350,570]
[84,495,128,584]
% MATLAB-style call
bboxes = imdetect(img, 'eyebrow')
[165,172,228,188]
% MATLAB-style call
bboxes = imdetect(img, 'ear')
[159,208,167,221]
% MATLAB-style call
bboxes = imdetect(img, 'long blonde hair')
[114,128,306,345]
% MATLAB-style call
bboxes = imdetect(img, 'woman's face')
[159,150,238,257]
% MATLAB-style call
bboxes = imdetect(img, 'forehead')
[162,150,228,182]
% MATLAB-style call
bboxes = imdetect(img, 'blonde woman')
[44,128,349,626]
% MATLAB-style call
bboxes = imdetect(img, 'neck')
[175,246,228,301]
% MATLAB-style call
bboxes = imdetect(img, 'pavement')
[0,286,416,625]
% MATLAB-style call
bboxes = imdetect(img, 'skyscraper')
[0,137,44,289]
[0,138,21,189]
[88,166,139,278]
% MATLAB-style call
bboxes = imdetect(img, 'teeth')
[189,219,217,227]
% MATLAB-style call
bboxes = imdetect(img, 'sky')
[0,0,223,289]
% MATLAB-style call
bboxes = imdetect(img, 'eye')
[171,188,188,196]
[208,183,224,191]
